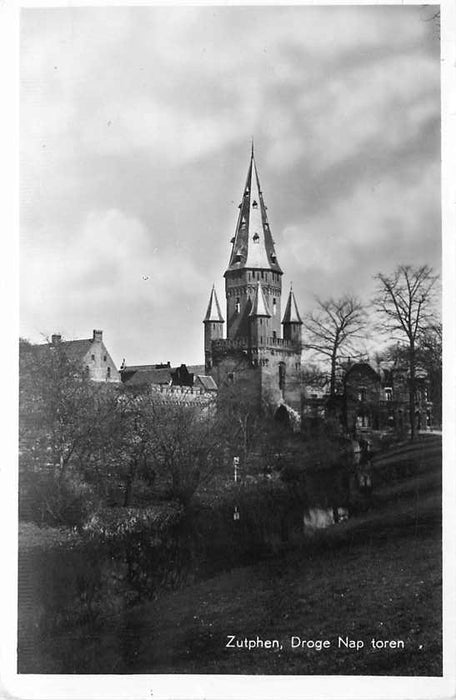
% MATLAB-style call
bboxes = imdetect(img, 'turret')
[203,285,224,371]
[282,286,303,347]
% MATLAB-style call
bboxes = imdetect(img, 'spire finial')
[251,137,254,159]
[290,281,293,291]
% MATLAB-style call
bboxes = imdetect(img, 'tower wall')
[204,320,224,372]
[225,269,282,341]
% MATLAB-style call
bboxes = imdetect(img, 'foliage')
[19,338,114,526]
[303,295,366,397]
[373,265,439,439]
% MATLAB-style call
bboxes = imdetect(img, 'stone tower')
[203,285,224,371]
[203,146,303,414]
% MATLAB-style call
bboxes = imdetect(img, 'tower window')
[235,298,240,313]
[273,298,277,315]
[279,362,286,391]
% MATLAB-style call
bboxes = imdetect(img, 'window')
[253,232,260,243]
[91,354,95,361]
[107,367,111,379]
[272,330,277,339]
[272,298,277,315]
[384,387,393,401]
[279,362,286,391]
[358,387,366,402]
[252,200,258,208]
[103,355,107,362]
[235,298,240,314]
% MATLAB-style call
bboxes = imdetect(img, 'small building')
[34,330,120,383]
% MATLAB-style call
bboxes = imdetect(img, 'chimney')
[51,334,61,345]
[93,330,103,343]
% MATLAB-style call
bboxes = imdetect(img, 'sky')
[20,5,441,367]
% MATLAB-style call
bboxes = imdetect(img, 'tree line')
[301,264,441,440]
[19,263,441,528]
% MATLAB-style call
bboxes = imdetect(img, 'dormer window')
[253,232,260,243]
[252,200,258,209]
[234,253,242,263]
[271,254,277,264]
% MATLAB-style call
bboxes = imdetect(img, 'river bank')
[18,435,442,675]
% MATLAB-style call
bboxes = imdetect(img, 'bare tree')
[303,295,366,398]
[373,264,439,440]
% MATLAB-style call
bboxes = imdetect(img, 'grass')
[19,435,442,676]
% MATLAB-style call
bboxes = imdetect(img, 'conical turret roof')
[249,281,271,317]
[282,287,302,324]
[226,148,282,274]
[203,286,224,323]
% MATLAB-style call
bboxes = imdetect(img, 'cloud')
[19,6,441,364]
[20,209,205,340]
[280,162,441,311]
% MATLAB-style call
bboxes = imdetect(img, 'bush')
[19,469,100,528]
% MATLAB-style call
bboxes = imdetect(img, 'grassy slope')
[27,436,442,676]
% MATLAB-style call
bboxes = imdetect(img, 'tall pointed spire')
[226,148,282,273]
[203,285,224,323]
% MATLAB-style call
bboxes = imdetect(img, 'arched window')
[272,298,277,316]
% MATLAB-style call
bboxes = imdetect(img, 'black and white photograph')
[3,0,455,696]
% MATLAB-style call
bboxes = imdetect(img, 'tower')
[282,286,303,346]
[203,146,304,414]
[203,285,224,371]
[224,145,282,342]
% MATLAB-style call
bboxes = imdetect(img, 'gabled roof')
[122,367,172,387]
[33,338,94,363]
[226,148,282,274]
[203,286,224,323]
[282,288,302,324]
[249,281,271,317]
[121,364,207,388]
[195,375,218,391]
